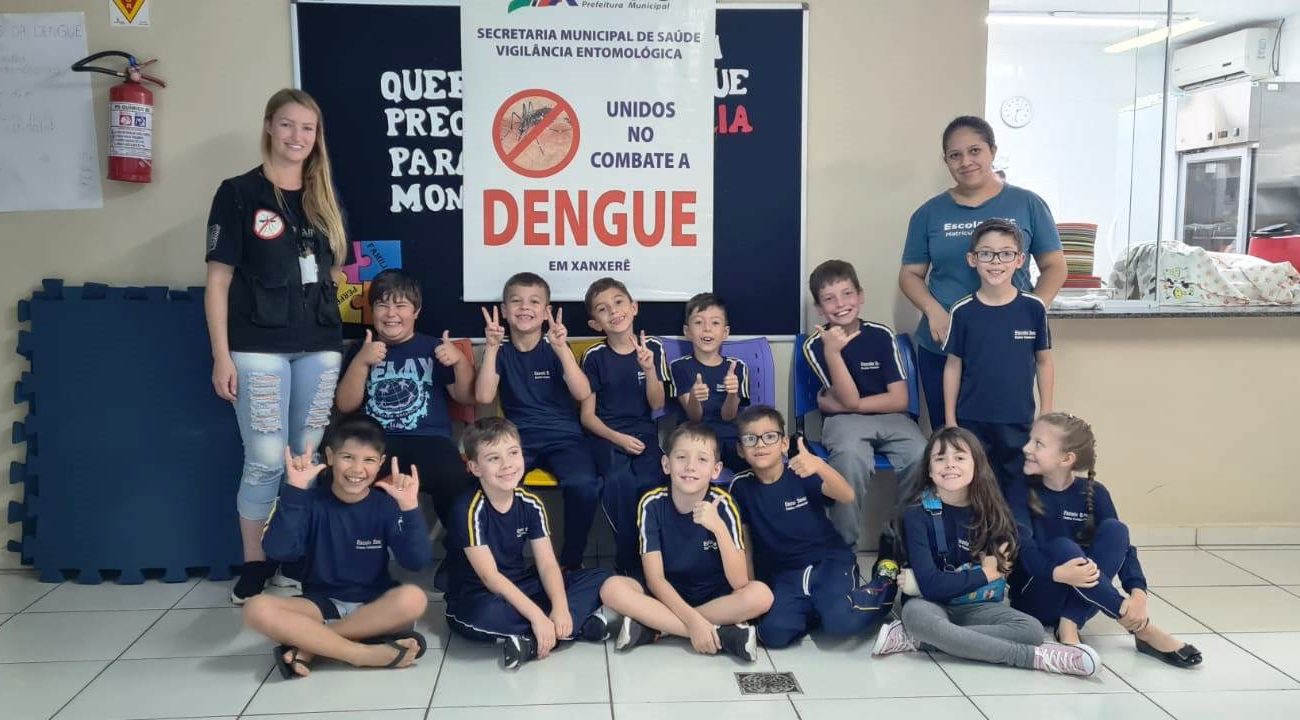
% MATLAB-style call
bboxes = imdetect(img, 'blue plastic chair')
[659,336,775,408]
[792,331,920,471]
[661,336,775,484]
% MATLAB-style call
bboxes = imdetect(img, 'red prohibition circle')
[492,88,581,179]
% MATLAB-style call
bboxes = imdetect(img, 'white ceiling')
[988,0,1300,45]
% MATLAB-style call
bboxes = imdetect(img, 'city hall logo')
[508,0,577,12]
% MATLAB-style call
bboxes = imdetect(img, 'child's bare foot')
[351,637,420,669]
[1055,619,1081,646]
[273,645,313,679]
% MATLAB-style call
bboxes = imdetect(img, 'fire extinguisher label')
[109,102,152,159]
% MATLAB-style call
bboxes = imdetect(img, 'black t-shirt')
[205,167,355,353]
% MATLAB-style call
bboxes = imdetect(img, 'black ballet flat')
[1135,637,1203,668]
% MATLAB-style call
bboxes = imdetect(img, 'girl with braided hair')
[1009,413,1202,668]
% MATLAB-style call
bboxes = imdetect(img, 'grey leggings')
[900,598,1046,668]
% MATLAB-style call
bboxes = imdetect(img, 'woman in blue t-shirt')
[898,116,1066,428]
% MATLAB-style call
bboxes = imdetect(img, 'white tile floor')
[0,546,1297,719]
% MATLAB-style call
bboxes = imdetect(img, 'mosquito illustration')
[502,100,571,156]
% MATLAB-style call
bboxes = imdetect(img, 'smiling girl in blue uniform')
[1010,413,1202,668]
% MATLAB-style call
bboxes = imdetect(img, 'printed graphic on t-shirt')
[366,358,434,431]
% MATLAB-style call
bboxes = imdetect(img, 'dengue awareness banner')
[460,0,715,301]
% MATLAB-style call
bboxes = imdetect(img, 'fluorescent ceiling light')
[987,12,1164,28]
[1104,19,1214,54]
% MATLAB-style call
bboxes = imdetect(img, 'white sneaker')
[268,571,301,589]
[872,620,919,656]
[1033,641,1101,677]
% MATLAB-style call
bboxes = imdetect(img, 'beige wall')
[0,0,1292,567]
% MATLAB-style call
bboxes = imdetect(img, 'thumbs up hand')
[433,330,464,367]
[360,329,387,367]
[691,373,710,403]
[787,436,826,478]
[692,495,725,533]
[723,359,740,396]
[821,324,861,355]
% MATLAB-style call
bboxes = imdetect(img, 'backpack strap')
[921,490,954,571]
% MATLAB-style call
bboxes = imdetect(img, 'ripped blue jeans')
[231,351,342,520]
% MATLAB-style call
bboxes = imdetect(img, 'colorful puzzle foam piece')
[340,240,402,285]
[356,240,402,281]
[335,271,364,324]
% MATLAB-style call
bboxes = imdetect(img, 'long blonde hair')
[261,88,347,263]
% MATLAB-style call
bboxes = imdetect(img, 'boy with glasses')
[728,406,894,648]
[944,218,1055,493]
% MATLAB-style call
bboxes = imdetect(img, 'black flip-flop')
[1136,637,1203,668]
[273,644,312,680]
[380,638,421,668]
[362,629,428,660]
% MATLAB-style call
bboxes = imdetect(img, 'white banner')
[461,0,715,302]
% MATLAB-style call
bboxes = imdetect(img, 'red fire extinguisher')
[71,51,166,183]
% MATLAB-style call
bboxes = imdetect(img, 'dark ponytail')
[1080,469,1098,545]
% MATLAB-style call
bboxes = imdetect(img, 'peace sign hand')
[434,330,464,367]
[283,446,326,490]
[546,307,569,347]
[821,324,861,354]
[723,359,740,396]
[375,457,421,512]
[633,331,655,372]
[481,306,505,349]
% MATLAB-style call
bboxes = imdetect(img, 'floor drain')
[735,671,802,695]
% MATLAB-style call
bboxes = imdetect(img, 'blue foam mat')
[10,280,242,583]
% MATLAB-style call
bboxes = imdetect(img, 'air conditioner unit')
[1172,28,1276,90]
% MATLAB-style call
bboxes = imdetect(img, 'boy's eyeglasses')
[973,250,1021,263]
[739,431,783,448]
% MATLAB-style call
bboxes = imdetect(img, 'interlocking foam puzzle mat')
[10,281,243,583]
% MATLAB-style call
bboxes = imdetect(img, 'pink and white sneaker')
[872,620,919,656]
[1033,641,1102,677]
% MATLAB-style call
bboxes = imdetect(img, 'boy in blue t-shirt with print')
[336,269,476,529]
[669,293,750,473]
[728,406,894,648]
[475,272,599,569]
[801,260,925,547]
[579,277,670,577]
[943,219,1054,493]
[443,418,613,670]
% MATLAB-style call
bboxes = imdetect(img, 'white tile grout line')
[47,574,226,720]
[419,628,453,720]
[1200,548,1284,585]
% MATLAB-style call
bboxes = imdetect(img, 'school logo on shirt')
[253,209,285,240]
[1013,329,1037,341]
[533,370,552,381]
[516,526,530,538]
[1062,510,1087,523]
[702,538,719,551]
[858,361,880,371]
[784,496,809,511]
[355,538,384,550]
[957,538,970,552]
[943,217,1018,238]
